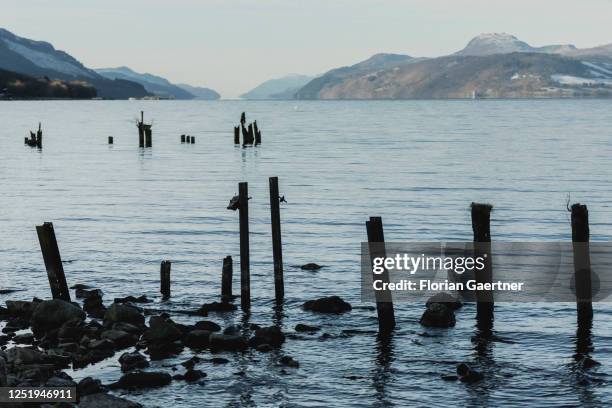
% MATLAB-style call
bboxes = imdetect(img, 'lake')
[1,99,611,407]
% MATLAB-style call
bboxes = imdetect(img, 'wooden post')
[241,124,249,146]
[138,111,144,148]
[222,256,233,300]
[36,222,71,302]
[186,135,191,143]
[269,177,284,302]
[144,125,152,147]
[255,130,261,145]
[190,136,195,144]
[240,112,246,126]
[366,216,396,335]
[108,136,113,144]
[471,203,494,326]
[247,124,254,145]
[181,134,185,143]
[239,182,250,311]
[160,260,171,298]
[234,126,240,144]
[571,203,593,325]
[36,123,42,148]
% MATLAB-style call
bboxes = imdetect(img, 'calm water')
[1,100,612,407]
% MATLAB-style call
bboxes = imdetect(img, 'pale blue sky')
[2,0,612,98]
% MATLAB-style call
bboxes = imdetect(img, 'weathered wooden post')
[255,130,261,145]
[239,182,250,311]
[234,126,240,144]
[471,203,494,326]
[181,134,186,143]
[240,112,246,126]
[160,260,171,298]
[138,111,144,148]
[186,135,191,143]
[366,216,396,335]
[108,136,113,144]
[241,124,249,146]
[222,256,233,301]
[269,177,284,302]
[144,125,152,147]
[247,124,254,145]
[571,203,593,325]
[190,136,195,144]
[36,222,71,302]
[36,123,42,148]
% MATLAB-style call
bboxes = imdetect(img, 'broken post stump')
[222,256,233,300]
[36,222,71,302]
[366,216,396,335]
[190,136,195,144]
[239,182,250,311]
[269,177,284,302]
[571,203,593,325]
[186,135,191,143]
[181,134,185,143]
[36,123,42,148]
[247,124,254,145]
[108,136,113,144]
[160,260,171,299]
[240,112,246,126]
[144,125,152,147]
[255,130,261,145]
[471,203,494,327]
[234,126,240,144]
[138,111,144,148]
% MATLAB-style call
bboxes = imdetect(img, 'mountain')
[96,67,215,100]
[0,68,96,99]
[0,28,149,99]
[175,83,220,100]
[295,34,612,99]
[241,74,314,99]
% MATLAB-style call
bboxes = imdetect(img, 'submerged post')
[269,177,284,302]
[366,216,395,335]
[471,203,494,327]
[160,260,171,298]
[36,222,71,302]
[234,126,240,144]
[571,203,593,325]
[222,256,233,301]
[239,182,250,311]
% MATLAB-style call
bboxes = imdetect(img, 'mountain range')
[240,74,314,99]
[0,28,219,99]
[247,33,612,99]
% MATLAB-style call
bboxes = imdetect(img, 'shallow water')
[1,100,611,407]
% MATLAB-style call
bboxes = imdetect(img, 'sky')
[2,0,612,98]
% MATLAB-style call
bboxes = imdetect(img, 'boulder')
[197,302,237,315]
[184,369,206,382]
[119,351,149,372]
[425,293,463,310]
[420,303,456,328]
[303,296,352,314]
[300,263,322,270]
[45,375,76,387]
[30,300,86,338]
[0,356,6,386]
[111,371,172,389]
[6,300,38,318]
[295,324,320,332]
[13,333,34,344]
[101,330,137,349]
[143,316,182,344]
[211,357,229,365]
[184,330,211,349]
[58,318,86,342]
[279,355,299,368]
[77,377,106,397]
[250,326,285,348]
[73,349,114,369]
[209,333,247,351]
[2,317,30,333]
[6,347,46,365]
[457,363,483,383]
[79,393,142,408]
[104,303,144,327]
[76,288,103,299]
[112,322,144,335]
[114,295,151,304]
[194,320,221,332]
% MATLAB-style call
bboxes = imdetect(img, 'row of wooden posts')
[24,123,43,148]
[234,112,262,146]
[33,193,595,336]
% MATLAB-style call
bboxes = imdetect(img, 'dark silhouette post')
[36,222,71,302]
[222,256,233,301]
[144,125,152,147]
[269,177,284,302]
[366,216,396,335]
[239,182,250,311]
[160,261,171,299]
[138,111,144,147]
[471,203,494,327]
[36,123,42,148]
[181,134,186,143]
[108,136,113,144]
[571,203,593,326]
[234,126,240,144]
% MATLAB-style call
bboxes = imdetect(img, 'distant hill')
[0,68,96,99]
[295,34,612,99]
[175,83,220,100]
[241,74,314,99]
[0,27,149,99]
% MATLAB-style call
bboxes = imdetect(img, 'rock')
[70,284,92,290]
[457,363,483,383]
[79,393,142,408]
[180,356,201,370]
[88,339,116,351]
[0,356,6,386]
[112,322,144,335]
[426,293,463,310]
[119,351,149,372]
[197,302,237,315]
[6,347,46,365]
[303,296,352,314]
[77,377,106,397]
[111,371,172,389]
[211,357,229,365]
[104,303,144,327]
[184,330,211,349]
[114,295,151,304]
[73,349,114,369]
[45,375,76,387]
[184,369,205,382]
[6,300,38,318]
[279,355,299,368]
[250,326,285,348]
[300,263,322,270]
[194,320,221,332]
[76,288,103,299]
[223,325,242,335]
[295,324,320,332]
[30,300,86,338]
[2,317,30,333]
[256,344,273,352]
[420,303,456,328]
[143,316,182,344]
[13,333,34,344]
[209,333,247,351]
[101,330,137,348]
